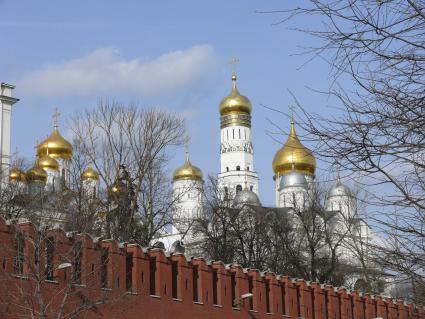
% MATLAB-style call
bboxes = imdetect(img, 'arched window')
[250,185,253,191]
[246,166,249,171]
[236,185,242,193]
[224,187,229,198]
[226,167,229,172]
[236,166,240,171]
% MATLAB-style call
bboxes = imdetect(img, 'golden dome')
[172,149,203,181]
[272,118,316,175]
[219,74,252,116]
[37,154,59,171]
[26,163,48,183]
[37,113,73,160]
[81,166,99,181]
[9,167,26,183]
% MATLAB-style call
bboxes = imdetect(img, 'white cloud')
[18,44,218,99]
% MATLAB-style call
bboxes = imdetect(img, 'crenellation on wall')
[0,217,424,319]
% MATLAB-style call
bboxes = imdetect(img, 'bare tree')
[71,101,186,245]
[271,0,425,303]
[193,176,372,287]
[0,195,127,319]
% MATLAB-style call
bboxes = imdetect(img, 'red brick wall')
[0,217,424,319]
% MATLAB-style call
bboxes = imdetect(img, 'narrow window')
[227,130,229,140]
[172,261,178,299]
[250,185,254,191]
[45,237,54,280]
[226,167,229,172]
[265,279,271,313]
[126,252,133,291]
[238,128,241,139]
[14,232,25,275]
[246,166,249,171]
[236,165,240,171]
[101,248,109,288]
[248,276,254,310]
[236,185,242,193]
[72,241,82,284]
[232,129,235,139]
[212,269,218,305]
[231,272,237,307]
[192,265,199,302]
[281,282,286,315]
[150,257,156,295]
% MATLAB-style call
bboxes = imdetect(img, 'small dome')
[279,171,308,190]
[37,154,59,171]
[9,167,26,183]
[233,186,261,207]
[37,115,73,160]
[272,118,316,175]
[172,150,203,181]
[81,167,99,181]
[328,179,351,198]
[219,74,252,116]
[26,164,48,183]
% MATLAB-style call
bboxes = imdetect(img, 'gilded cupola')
[37,152,60,172]
[81,166,99,181]
[219,73,252,116]
[26,162,48,183]
[9,167,26,183]
[272,117,316,176]
[37,111,73,160]
[172,148,203,182]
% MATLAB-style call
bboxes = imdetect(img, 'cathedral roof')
[37,112,73,160]
[279,170,308,190]
[9,167,26,183]
[172,148,203,182]
[219,73,252,116]
[272,117,316,176]
[81,166,99,181]
[26,161,48,183]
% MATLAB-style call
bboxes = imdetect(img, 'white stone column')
[0,83,19,183]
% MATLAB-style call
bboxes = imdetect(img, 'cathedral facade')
[169,70,369,249]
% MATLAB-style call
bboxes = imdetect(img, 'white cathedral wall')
[172,179,203,222]
[82,179,99,198]
[278,187,310,209]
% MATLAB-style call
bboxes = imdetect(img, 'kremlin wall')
[0,217,424,319]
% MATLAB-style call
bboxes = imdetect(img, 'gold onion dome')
[9,167,26,182]
[81,166,99,181]
[37,154,59,171]
[37,112,73,160]
[219,73,252,116]
[26,163,48,183]
[172,149,203,181]
[272,118,316,175]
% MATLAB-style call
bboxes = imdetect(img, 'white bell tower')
[217,60,259,199]
[0,83,19,183]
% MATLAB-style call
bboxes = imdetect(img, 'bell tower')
[217,60,259,199]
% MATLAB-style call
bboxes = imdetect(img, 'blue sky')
[1,0,339,206]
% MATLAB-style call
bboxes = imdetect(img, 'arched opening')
[236,166,240,171]
[226,167,229,172]
[236,185,242,193]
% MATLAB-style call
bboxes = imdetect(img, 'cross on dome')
[53,108,60,129]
